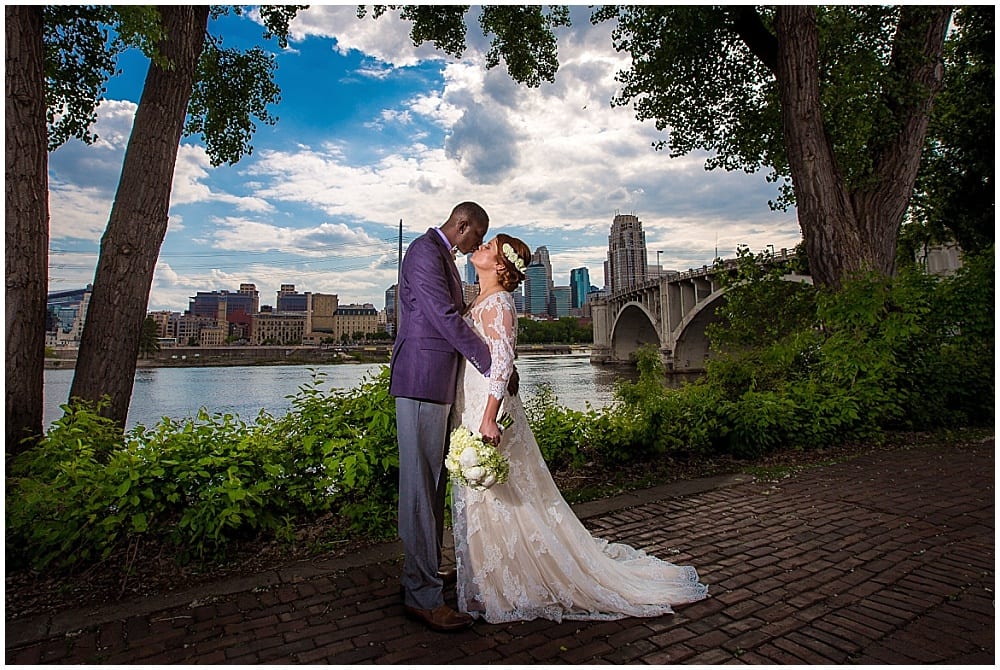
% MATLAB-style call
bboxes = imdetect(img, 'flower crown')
[502,243,526,274]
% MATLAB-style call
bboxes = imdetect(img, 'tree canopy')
[358,5,571,87]
[593,6,952,287]
[906,6,995,256]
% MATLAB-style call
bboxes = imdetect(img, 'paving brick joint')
[6,438,994,664]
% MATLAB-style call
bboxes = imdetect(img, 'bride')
[450,233,709,624]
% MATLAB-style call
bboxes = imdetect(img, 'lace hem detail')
[450,313,709,624]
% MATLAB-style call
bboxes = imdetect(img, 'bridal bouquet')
[446,425,510,490]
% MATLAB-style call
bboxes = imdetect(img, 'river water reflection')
[43,353,685,431]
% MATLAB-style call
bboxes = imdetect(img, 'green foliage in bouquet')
[445,426,509,490]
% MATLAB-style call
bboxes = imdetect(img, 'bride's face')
[471,238,500,273]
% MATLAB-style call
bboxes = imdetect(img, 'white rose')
[463,466,485,483]
[459,447,480,468]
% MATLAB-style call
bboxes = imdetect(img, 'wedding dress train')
[450,292,708,623]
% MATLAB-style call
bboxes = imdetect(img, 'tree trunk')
[775,6,950,289]
[5,6,48,456]
[70,6,209,428]
[852,6,952,277]
[774,6,866,289]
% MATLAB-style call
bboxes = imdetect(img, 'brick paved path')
[6,438,993,664]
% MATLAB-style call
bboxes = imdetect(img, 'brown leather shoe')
[403,604,473,632]
[437,567,458,586]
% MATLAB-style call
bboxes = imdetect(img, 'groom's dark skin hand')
[507,367,519,396]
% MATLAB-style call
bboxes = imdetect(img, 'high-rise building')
[307,293,339,335]
[524,262,550,316]
[512,286,525,314]
[276,284,309,312]
[46,285,93,345]
[550,286,572,318]
[524,246,554,316]
[189,287,256,322]
[384,284,397,332]
[531,246,553,291]
[607,212,648,293]
[238,283,260,314]
[569,267,590,309]
[462,283,480,307]
[464,254,478,285]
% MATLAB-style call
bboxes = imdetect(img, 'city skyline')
[47,6,802,312]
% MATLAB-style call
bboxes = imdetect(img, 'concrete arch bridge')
[589,250,810,372]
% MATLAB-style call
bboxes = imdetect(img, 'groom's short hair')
[450,201,489,229]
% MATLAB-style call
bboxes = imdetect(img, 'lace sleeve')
[478,293,517,401]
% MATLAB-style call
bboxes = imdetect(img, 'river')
[42,353,651,431]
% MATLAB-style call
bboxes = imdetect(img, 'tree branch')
[728,6,778,74]
[867,6,951,213]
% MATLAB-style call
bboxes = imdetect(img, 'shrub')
[522,383,592,470]
[259,367,398,539]
[6,368,398,571]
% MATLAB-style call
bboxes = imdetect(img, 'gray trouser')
[396,397,450,610]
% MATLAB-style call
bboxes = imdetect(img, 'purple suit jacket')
[389,228,491,404]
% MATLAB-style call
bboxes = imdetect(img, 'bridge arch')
[670,288,727,372]
[667,274,813,371]
[609,301,661,363]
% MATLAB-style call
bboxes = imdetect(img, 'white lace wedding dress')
[450,291,709,623]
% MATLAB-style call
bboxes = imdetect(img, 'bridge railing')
[604,248,797,302]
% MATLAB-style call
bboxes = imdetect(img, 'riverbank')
[45,344,590,370]
[44,344,587,369]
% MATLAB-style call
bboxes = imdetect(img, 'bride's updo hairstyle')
[495,233,531,292]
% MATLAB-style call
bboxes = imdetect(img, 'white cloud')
[287,5,450,68]
[54,7,802,309]
[49,184,112,242]
[48,250,99,288]
[210,217,384,257]
[171,144,275,213]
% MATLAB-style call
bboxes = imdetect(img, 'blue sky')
[47,5,803,312]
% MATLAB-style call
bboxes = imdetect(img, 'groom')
[390,202,493,632]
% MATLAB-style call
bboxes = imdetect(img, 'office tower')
[512,286,525,314]
[46,285,93,343]
[462,283,480,307]
[189,287,257,322]
[570,267,590,309]
[276,284,309,312]
[524,245,554,316]
[531,246,553,292]
[607,212,647,292]
[238,283,260,314]
[524,262,550,316]
[465,254,478,285]
[385,284,397,327]
[550,286,572,318]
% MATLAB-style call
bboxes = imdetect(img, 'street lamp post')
[656,250,662,278]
